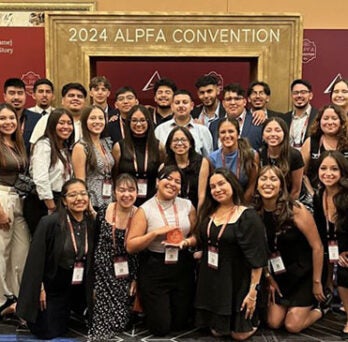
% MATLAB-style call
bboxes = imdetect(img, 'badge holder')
[102,178,112,198]
[328,240,339,263]
[137,179,148,198]
[72,261,85,285]
[208,246,219,269]
[270,252,286,275]
[165,247,179,264]
[114,256,130,278]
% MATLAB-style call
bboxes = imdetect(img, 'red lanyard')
[111,203,135,250]
[133,143,148,175]
[221,149,240,179]
[156,196,179,227]
[99,142,112,175]
[207,206,236,245]
[66,215,88,259]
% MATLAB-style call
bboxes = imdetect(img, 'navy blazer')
[20,109,41,155]
[209,111,263,151]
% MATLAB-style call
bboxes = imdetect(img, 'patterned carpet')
[0,310,346,341]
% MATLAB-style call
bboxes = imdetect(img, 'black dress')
[118,137,161,206]
[263,210,313,307]
[195,208,268,334]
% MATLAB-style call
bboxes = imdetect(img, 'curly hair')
[309,104,348,150]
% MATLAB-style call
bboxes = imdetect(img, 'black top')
[118,137,160,206]
[259,146,304,191]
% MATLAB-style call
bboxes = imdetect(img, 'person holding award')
[126,165,197,336]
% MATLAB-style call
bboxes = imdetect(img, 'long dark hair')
[58,178,94,223]
[80,105,107,171]
[217,117,256,177]
[317,150,348,232]
[122,105,160,166]
[196,168,245,232]
[261,117,291,178]
[0,103,27,168]
[253,165,298,231]
[38,108,75,168]
[309,104,348,150]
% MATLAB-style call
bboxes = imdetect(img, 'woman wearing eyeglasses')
[126,165,197,336]
[17,179,95,340]
[72,105,115,211]
[112,105,166,206]
[162,126,210,211]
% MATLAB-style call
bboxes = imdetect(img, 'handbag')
[13,173,36,197]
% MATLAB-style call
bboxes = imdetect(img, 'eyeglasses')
[223,96,244,102]
[65,191,89,199]
[172,138,188,145]
[292,90,310,96]
[130,118,148,124]
[116,95,136,102]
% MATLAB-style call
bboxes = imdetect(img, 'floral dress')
[89,205,138,340]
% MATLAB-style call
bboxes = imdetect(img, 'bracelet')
[249,283,259,290]
[264,272,271,278]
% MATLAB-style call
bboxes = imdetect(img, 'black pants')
[27,266,86,340]
[138,250,195,336]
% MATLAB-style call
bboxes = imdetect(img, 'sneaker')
[0,294,17,316]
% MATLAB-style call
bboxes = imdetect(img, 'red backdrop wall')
[0,28,347,110]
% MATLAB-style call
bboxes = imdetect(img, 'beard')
[157,104,171,110]
[294,103,309,110]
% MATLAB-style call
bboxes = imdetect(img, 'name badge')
[328,240,339,263]
[114,257,129,278]
[270,252,286,275]
[102,179,112,198]
[72,261,85,285]
[137,179,148,198]
[165,247,179,264]
[208,246,219,269]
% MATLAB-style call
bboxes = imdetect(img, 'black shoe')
[0,294,17,316]
[16,321,29,332]
[341,331,348,340]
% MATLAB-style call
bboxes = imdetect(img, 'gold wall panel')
[46,12,302,112]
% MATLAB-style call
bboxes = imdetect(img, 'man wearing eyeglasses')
[107,86,139,145]
[283,79,318,149]
[209,83,263,151]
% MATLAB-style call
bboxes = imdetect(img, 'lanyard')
[63,148,72,181]
[221,149,240,179]
[119,118,125,139]
[155,196,179,228]
[99,142,112,175]
[66,215,88,259]
[5,144,22,171]
[133,143,148,175]
[323,190,336,239]
[290,114,309,145]
[153,108,157,125]
[112,203,135,250]
[207,206,236,246]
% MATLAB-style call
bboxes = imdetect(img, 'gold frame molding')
[0,1,96,11]
[46,12,302,112]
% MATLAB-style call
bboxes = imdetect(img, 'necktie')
[41,110,47,115]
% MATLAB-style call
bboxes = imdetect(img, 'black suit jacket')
[17,212,95,323]
[283,106,318,143]
[191,101,226,119]
[20,109,41,155]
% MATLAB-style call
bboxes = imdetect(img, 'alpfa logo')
[302,39,316,64]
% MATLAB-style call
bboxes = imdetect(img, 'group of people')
[0,73,348,340]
